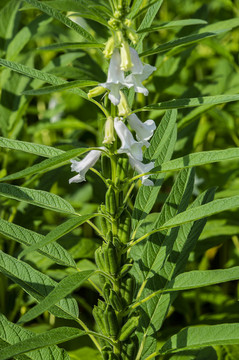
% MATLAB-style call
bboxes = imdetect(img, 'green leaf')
[22,80,99,96]
[128,0,144,19]
[132,109,177,234]
[0,326,85,360]
[0,251,79,320]
[152,147,239,174]
[134,189,215,360]
[0,58,88,100]
[140,30,228,57]
[137,267,239,304]
[159,324,239,355]
[0,147,97,182]
[19,214,101,258]
[137,19,208,33]
[0,183,77,215]
[0,313,70,360]
[19,270,94,324]
[0,218,76,268]
[7,15,50,61]
[133,168,195,285]
[0,0,21,55]
[161,195,239,231]
[136,0,164,51]
[24,0,95,42]
[0,136,64,157]
[39,42,104,51]
[141,94,239,110]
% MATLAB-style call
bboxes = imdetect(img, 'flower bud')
[103,116,115,145]
[103,37,115,59]
[120,40,133,71]
[127,29,138,45]
[88,86,106,99]
[117,91,131,117]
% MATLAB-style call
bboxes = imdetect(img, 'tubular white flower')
[69,150,102,184]
[127,113,156,147]
[125,47,156,95]
[114,117,143,161]
[100,49,131,105]
[128,153,154,186]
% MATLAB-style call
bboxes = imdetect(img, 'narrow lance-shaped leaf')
[18,270,94,324]
[140,30,228,57]
[134,267,239,306]
[0,136,64,157]
[0,313,70,360]
[22,80,99,96]
[19,214,102,258]
[0,183,77,215]
[159,323,239,355]
[137,19,207,33]
[0,327,85,360]
[0,58,88,100]
[39,42,104,51]
[160,195,239,231]
[139,94,239,110]
[0,218,76,268]
[132,147,239,179]
[0,251,79,320]
[24,0,96,42]
[136,0,164,51]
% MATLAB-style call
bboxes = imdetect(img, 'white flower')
[127,113,156,147]
[128,153,154,186]
[125,47,156,96]
[69,150,102,184]
[114,117,143,161]
[100,49,131,105]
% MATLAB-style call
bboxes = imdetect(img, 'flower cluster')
[100,47,156,105]
[69,44,156,186]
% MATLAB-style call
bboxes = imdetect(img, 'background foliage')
[0,0,239,359]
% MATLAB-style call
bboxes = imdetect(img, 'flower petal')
[69,150,102,184]
[128,114,156,145]
[114,117,143,161]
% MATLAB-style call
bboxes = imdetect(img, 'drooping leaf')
[0,58,88,100]
[0,251,79,320]
[0,183,77,215]
[0,218,76,267]
[19,270,94,324]
[0,136,64,157]
[19,214,101,258]
[0,313,70,360]
[0,326,85,360]
[22,80,99,96]
[24,0,96,42]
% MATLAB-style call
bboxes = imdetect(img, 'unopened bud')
[117,91,131,117]
[127,29,138,44]
[88,86,106,99]
[103,116,115,145]
[120,40,133,71]
[103,37,115,59]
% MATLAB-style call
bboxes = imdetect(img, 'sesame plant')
[0,0,239,360]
